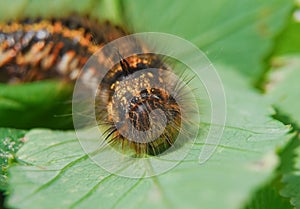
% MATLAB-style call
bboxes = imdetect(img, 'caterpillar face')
[104,66,182,155]
[91,51,186,156]
[1,15,193,156]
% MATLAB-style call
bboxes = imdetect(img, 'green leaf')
[6,67,289,209]
[0,0,122,24]
[0,81,74,129]
[272,8,300,56]
[263,55,300,208]
[265,55,300,126]
[243,182,293,209]
[0,128,26,191]
[121,0,293,80]
[281,143,300,208]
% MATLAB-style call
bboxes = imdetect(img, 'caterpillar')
[0,14,193,156]
[0,16,126,82]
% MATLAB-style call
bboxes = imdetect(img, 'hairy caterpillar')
[0,15,193,156]
[0,16,126,82]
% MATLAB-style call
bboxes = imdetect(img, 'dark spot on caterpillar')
[0,14,191,156]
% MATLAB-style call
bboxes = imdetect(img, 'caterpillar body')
[0,16,126,82]
[0,15,190,156]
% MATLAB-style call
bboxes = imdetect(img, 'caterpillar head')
[96,54,186,156]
